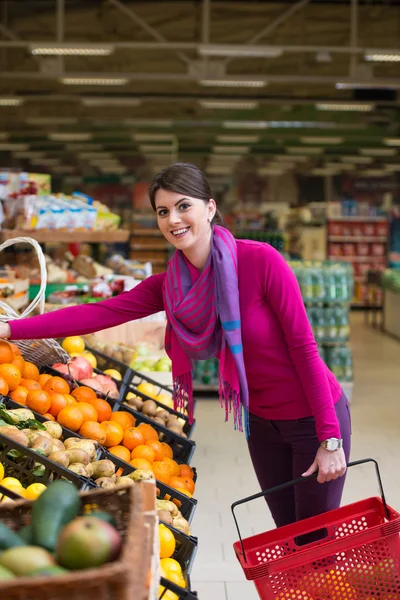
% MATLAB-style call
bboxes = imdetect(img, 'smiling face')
[154,189,216,253]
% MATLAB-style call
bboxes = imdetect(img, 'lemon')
[137,382,157,398]
[126,392,137,400]
[62,336,85,355]
[155,393,174,409]
[160,558,183,576]
[104,369,122,381]
[1,477,23,489]
[82,351,97,369]
[24,483,47,501]
[0,463,4,483]
[167,571,186,589]
[158,588,178,600]
[159,524,176,559]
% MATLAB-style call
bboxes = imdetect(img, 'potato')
[156,500,179,517]
[115,476,134,489]
[64,449,90,466]
[31,435,53,456]
[0,428,29,447]
[153,417,167,426]
[156,408,170,421]
[48,450,70,468]
[51,439,65,452]
[168,424,184,436]
[128,469,154,482]
[2,409,34,423]
[68,463,89,477]
[94,477,115,489]
[89,460,116,479]
[131,397,144,411]
[42,421,63,439]
[67,440,97,461]
[172,516,191,535]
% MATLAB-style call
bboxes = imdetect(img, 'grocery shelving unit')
[0,229,130,244]
[130,218,170,274]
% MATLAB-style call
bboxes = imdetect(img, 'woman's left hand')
[302,447,347,484]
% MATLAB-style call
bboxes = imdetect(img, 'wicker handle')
[0,236,47,321]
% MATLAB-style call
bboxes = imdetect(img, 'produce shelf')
[160,528,198,599]
[0,229,130,244]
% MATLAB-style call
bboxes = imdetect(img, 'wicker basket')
[0,237,69,366]
[0,483,150,600]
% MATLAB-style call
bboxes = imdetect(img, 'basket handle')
[0,237,47,322]
[231,458,389,563]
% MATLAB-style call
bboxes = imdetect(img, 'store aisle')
[191,313,400,599]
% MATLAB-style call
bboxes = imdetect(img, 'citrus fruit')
[71,386,97,403]
[169,476,188,490]
[0,364,21,391]
[179,464,194,479]
[155,393,174,409]
[9,386,28,405]
[1,477,22,489]
[79,421,106,444]
[81,351,97,369]
[152,461,172,485]
[145,440,164,461]
[48,392,68,417]
[159,524,176,559]
[163,458,180,477]
[11,355,25,373]
[57,405,84,431]
[21,362,40,381]
[0,463,3,482]
[174,488,192,499]
[167,571,186,589]
[24,483,47,500]
[9,343,21,356]
[161,442,173,459]
[0,341,14,364]
[44,376,70,395]
[180,477,195,495]
[64,394,77,406]
[160,558,182,576]
[137,382,157,398]
[158,588,178,600]
[137,423,158,442]
[62,336,85,355]
[131,444,155,463]
[0,377,9,396]
[122,427,145,451]
[76,402,98,423]
[90,398,112,422]
[130,458,153,471]
[104,369,122,381]
[26,389,51,414]
[20,378,41,391]
[110,411,135,430]
[108,445,131,462]
[42,412,55,421]
[101,421,124,447]
[38,373,52,388]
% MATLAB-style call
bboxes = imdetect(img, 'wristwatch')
[321,438,343,452]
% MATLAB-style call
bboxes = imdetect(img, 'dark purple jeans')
[247,393,351,530]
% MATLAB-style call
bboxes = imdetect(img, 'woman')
[0,163,350,529]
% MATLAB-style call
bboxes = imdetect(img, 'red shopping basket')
[232,459,400,599]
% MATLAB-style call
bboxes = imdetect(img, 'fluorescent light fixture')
[340,156,373,164]
[301,136,344,144]
[362,169,389,177]
[139,145,173,153]
[213,145,249,154]
[49,133,92,142]
[287,147,324,155]
[0,97,23,107]
[199,44,283,58]
[79,152,114,159]
[27,117,78,126]
[133,134,176,142]
[61,78,128,86]
[82,97,141,107]
[316,102,374,112]
[13,151,46,159]
[31,44,114,56]
[66,143,103,151]
[217,135,259,143]
[0,143,29,151]
[199,100,259,110]
[336,82,400,90]
[360,148,397,157]
[384,138,400,147]
[384,164,400,172]
[223,121,269,129]
[365,52,400,62]
[200,79,266,88]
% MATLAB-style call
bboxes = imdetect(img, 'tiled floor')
[190,313,400,599]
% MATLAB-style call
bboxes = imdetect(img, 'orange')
[26,389,51,414]
[76,401,98,423]
[180,477,195,495]
[9,343,21,357]
[90,398,112,423]
[137,423,158,442]
[0,341,14,364]
[159,524,176,559]
[9,386,28,405]
[0,377,9,396]
[48,392,68,417]
[79,421,106,444]
[161,442,173,459]
[163,458,180,477]
[44,376,70,395]
[110,411,136,430]
[108,445,131,463]
[71,386,97,403]
[11,355,25,373]
[20,378,41,391]
[64,394,77,406]
[179,464,194,480]
[169,476,188,490]
[122,427,145,451]
[0,364,21,391]
[38,373,52,388]
[22,361,40,381]
[131,444,155,464]
[152,461,172,485]
[174,488,192,499]
[130,458,153,471]
[42,412,55,421]
[57,405,84,431]
[101,421,124,447]
[145,440,165,461]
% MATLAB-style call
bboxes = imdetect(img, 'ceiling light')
[316,103,374,112]
[31,44,114,56]
[133,134,176,142]
[258,168,285,176]
[268,121,334,128]
[0,97,23,106]
[199,100,259,110]
[217,135,259,143]
[49,133,92,142]
[223,121,269,129]
[61,78,128,86]
[0,143,29,151]
[384,138,400,147]
[213,145,249,154]
[360,148,397,157]
[365,52,400,62]
[340,156,373,164]
[82,97,141,107]
[66,143,103,151]
[301,137,344,144]
[336,82,400,90]
[200,79,266,88]
[199,44,282,58]
[27,117,78,125]
[287,147,324,155]
[362,169,389,177]
[139,145,173,153]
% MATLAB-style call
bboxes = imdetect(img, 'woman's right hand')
[0,323,11,339]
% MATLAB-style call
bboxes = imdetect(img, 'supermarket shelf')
[131,228,164,237]
[0,229,130,243]
[328,255,386,262]
[354,276,366,282]
[328,217,387,222]
[328,236,387,243]
[194,384,219,392]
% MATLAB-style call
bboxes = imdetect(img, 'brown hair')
[149,162,224,226]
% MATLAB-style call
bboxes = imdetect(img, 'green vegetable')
[32,481,81,552]
[0,522,26,550]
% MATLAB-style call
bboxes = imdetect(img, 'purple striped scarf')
[163,226,249,436]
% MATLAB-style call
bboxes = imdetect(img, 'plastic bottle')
[325,308,337,341]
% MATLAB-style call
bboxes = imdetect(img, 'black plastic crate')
[160,527,198,599]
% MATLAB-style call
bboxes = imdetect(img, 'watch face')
[327,440,337,451]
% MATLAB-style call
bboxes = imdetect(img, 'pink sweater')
[10,240,342,441]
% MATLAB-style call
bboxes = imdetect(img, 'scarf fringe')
[173,372,195,424]
[219,375,250,438]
